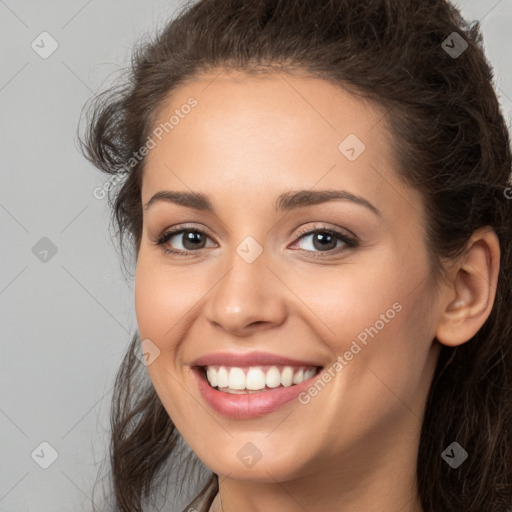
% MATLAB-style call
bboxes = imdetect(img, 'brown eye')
[291,226,358,258]
[177,230,208,250]
[156,226,215,254]
[301,231,339,251]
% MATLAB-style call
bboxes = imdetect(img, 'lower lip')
[192,367,322,419]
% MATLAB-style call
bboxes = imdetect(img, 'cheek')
[288,261,411,352]
[134,254,203,349]
[293,249,436,394]
[334,273,437,422]
[134,254,204,421]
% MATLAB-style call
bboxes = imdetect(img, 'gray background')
[1,0,511,511]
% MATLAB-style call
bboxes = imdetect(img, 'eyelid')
[292,222,357,242]
[155,222,212,240]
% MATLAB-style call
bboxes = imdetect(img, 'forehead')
[148,70,388,158]
[141,70,419,221]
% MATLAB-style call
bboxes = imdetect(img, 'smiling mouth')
[198,364,323,394]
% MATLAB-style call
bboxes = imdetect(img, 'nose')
[204,248,288,336]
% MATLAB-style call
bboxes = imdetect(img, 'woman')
[80,0,512,511]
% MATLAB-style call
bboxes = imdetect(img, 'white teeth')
[204,364,319,391]
[206,367,217,387]
[266,366,282,388]
[228,367,246,390]
[292,368,304,384]
[304,368,316,380]
[217,366,229,388]
[281,366,294,387]
[246,367,266,390]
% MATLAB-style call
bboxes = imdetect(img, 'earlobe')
[435,227,500,347]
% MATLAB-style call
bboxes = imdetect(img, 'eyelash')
[153,223,358,259]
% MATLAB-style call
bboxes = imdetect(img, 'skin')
[134,70,500,512]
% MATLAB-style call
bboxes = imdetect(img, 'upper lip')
[190,351,324,368]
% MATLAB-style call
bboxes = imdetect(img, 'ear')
[435,227,500,347]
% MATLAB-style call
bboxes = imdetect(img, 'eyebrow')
[143,189,381,216]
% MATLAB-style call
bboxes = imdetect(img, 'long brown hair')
[79,1,512,510]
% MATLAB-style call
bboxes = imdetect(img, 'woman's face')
[135,71,442,483]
